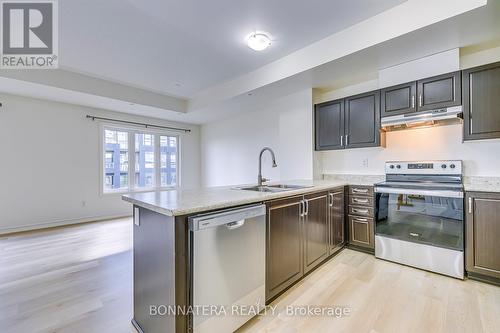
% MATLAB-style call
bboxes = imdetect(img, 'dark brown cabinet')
[381,71,461,117]
[328,189,345,255]
[417,71,461,111]
[381,81,417,117]
[466,192,500,281]
[347,186,375,251]
[315,90,383,151]
[266,188,345,301]
[345,90,382,149]
[266,196,304,301]
[315,100,344,150]
[463,61,500,141]
[303,192,329,273]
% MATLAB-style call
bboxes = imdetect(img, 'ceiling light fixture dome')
[247,32,271,51]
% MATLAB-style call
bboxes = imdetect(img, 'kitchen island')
[123,179,378,333]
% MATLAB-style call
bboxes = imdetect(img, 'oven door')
[375,187,464,251]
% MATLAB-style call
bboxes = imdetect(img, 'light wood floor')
[1,218,499,333]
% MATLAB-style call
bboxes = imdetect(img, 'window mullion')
[129,130,135,191]
[155,134,161,189]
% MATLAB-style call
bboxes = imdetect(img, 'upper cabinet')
[417,71,461,111]
[315,100,344,150]
[380,81,417,117]
[315,90,384,151]
[345,90,382,149]
[381,71,461,117]
[463,61,500,141]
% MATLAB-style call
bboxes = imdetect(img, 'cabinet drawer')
[348,195,374,207]
[348,186,373,196]
[348,206,373,217]
[348,216,374,249]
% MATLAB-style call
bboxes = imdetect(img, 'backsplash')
[320,124,500,176]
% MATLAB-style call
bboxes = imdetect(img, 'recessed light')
[246,32,271,51]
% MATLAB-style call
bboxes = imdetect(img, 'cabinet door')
[463,62,500,141]
[266,196,303,301]
[328,189,345,255]
[381,81,417,117]
[348,216,374,249]
[417,71,461,112]
[345,90,381,149]
[466,192,500,279]
[315,100,345,150]
[303,192,329,273]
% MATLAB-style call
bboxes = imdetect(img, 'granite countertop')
[122,177,381,217]
[464,176,500,193]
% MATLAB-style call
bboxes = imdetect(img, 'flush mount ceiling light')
[246,32,271,51]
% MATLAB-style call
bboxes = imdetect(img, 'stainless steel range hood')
[381,106,463,131]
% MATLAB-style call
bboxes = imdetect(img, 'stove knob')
[441,164,447,169]
[390,165,395,169]
[450,164,456,169]
[396,165,401,169]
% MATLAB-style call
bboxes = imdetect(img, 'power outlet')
[362,159,369,168]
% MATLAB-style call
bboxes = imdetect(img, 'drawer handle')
[353,198,369,204]
[352,188,369,193]
[353,218,368,224]
[352,208,369,214]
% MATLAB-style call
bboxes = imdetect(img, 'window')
[135,133,155,188]
[102,126,179,193]
[103,130,129,190]
[160,135,177,187]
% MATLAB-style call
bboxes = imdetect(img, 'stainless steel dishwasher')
[188,204,266,333]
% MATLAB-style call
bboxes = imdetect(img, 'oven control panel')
[385,160,462,175]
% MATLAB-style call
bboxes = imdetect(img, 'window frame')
[99,123,181,195]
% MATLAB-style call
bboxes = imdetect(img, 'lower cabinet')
[265,187,345,302]
[328,189,345,254]
[303,192,329,274]
[266,196,304,302]
[347,185,375,251]
[466,192,500,281]
[348,215,374,248]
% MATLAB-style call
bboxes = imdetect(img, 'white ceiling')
[59,0,406,97]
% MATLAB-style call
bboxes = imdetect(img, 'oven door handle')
[374,187,463,198]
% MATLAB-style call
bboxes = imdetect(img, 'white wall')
[0,94,200,233]
[201,89,313,187]
[321,124,500,176]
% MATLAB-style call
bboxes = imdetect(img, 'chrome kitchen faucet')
[257,147,277,186]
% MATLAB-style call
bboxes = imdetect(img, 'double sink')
[234,184,312,192]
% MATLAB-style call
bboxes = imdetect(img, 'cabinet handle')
[352,188,368,193]
[411,95,415,108]
[329,193,334,207]
[468,197,472,214]
[352,208,369,214]
[299,200,304,217]
[345,134,349,146]
[305,200,309,216]
[419,93,423,107]
[340,135,343,147]
[353,218,368,224]
[353,198,369,204]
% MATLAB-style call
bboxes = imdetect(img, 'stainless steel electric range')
[374,160,464,279]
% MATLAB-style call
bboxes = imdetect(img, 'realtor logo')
[1,0,58,68]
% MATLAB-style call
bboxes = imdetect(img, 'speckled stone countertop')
[323,173,385,185]
[122,176,382,217]
[464,176,500,193]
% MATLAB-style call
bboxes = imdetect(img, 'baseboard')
[0,214,132,235]
[346,243,375,255]
[467,272,500,287]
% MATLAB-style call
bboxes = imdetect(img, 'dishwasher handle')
[189,204,265,231]
[226,219,245,230]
